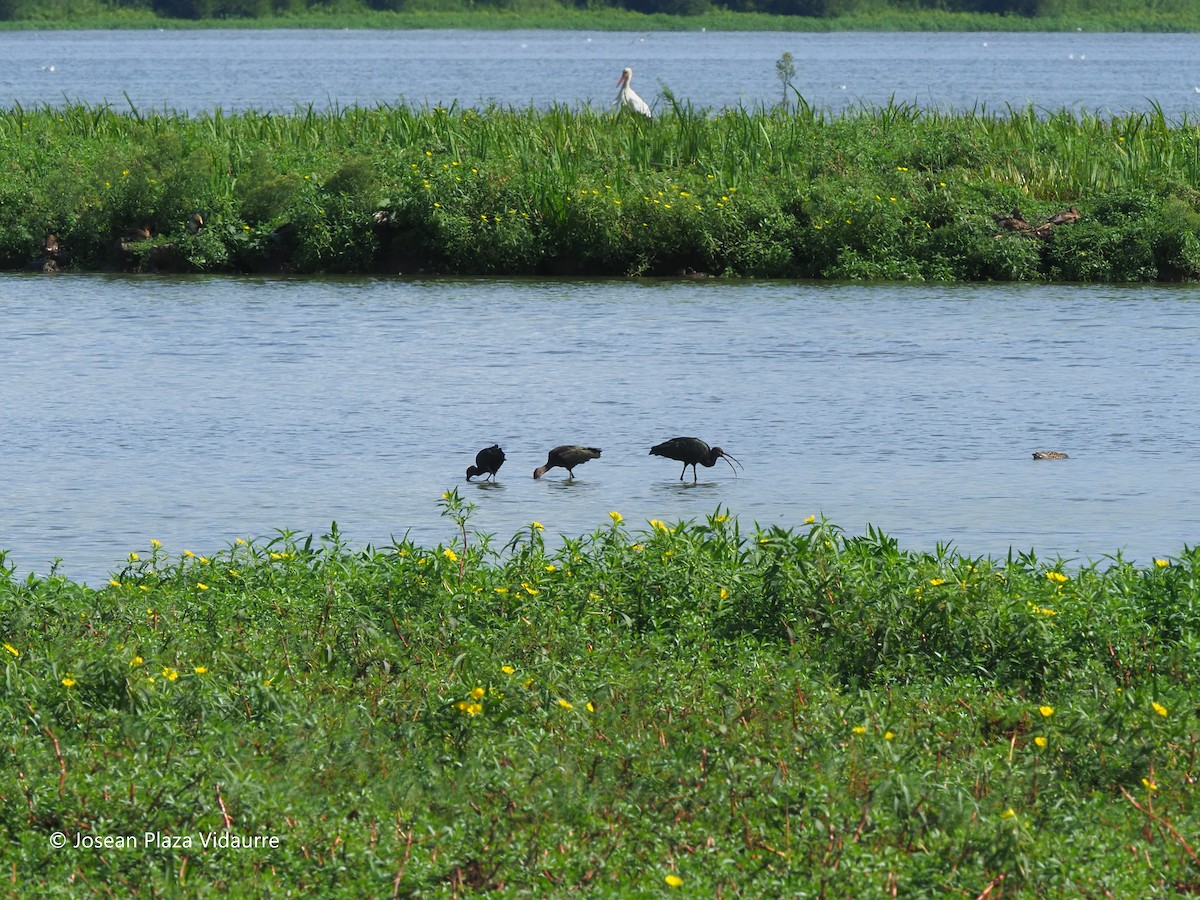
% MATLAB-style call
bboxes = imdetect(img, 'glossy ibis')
[616,67,652,118]
[466,444,506,481]
[650,437,742,484]
[533,445,602,480]
[1032,450,1069,460]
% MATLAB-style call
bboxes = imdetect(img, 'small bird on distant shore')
[466,444,506,481]
[533,445,601,480]
[650,437,742,484]
[1032,450,1069,460]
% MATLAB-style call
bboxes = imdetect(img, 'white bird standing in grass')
[616,67,652,117]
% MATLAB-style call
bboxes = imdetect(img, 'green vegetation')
[6,100,1200,281]
[3,0,1200,31]
[3,496,1198,895]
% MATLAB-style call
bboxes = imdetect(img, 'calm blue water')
[0,29,1198,116]
[3,274,1199,584]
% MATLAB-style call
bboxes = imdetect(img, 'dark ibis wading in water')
[650,437,742,484]
[534,445,602,480]
[466,444,506,481]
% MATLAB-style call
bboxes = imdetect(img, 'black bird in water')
[466,444,506,481]
[650,437,742,484]
[533,445,602,480]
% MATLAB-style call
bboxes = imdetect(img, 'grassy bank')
[6,101,1200,281]
[2,499,1198,895]
[3,4,1200,32]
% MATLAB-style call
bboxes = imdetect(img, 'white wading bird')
[616,67,652,118]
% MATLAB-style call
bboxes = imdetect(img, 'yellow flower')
[720,588,729,600]
[1155,558,1169,568]
[194,666,208,675]
[494,587,509,595]
[442,548,459,563]
[131,656,144,667]
[129,552,140,562]
[109,579,122,588]
[1034,736,1047,749]
[883,731,895,740]
[1046,571,1068,584]
[150,539,162,549]
[3,642,18,657]
[1001,808,1016,819]
[665,874,684,888]
[544,564,557,572]
[197,583,209,591]
[586,701,595,713]
[929,578,946,586]
[61,676,76,687]
[523,678,535,689]
[470,686,485,700]
[609,511,623,524]
[804,515,816,524]
[162,667,179,682]
[557,698,574,710]
[1152,701,1168,717]
[501,665,515,675]
[852,726,866,734]
[184,549,195,558]
[1142,777,1157,791]
[630,544,644,552]
[522,582,539,596]
[532,521,544,532]
[1039,705,1054,718]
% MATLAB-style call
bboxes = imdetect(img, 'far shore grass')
[2,499,1198,896]
[2,4,1200,31]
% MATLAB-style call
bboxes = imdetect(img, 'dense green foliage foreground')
[6,101,1200,281]
[2,499,1199,895]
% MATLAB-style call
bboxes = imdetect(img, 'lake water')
[1,29,1199,117]
[3,274,1200,584]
